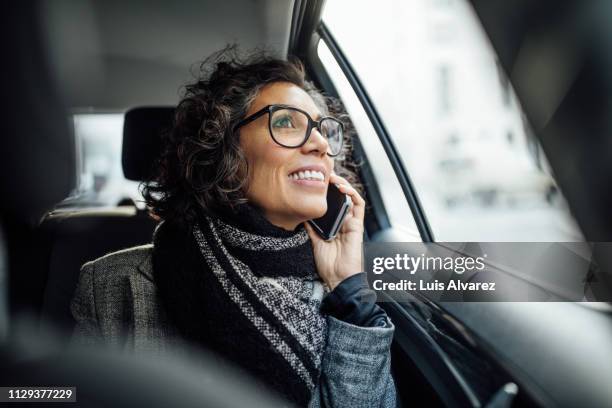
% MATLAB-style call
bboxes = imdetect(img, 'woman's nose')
[302,126,329,155]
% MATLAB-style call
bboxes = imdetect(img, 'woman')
[71,49,397,407]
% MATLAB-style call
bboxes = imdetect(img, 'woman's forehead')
[250,82,323,119]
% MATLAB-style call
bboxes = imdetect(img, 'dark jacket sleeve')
[321,273,388,327]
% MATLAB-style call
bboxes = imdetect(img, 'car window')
[323,0,583,241]
[65,113,141,208]
[317,41,422,242]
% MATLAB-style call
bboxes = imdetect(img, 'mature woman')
[71,49,397,407]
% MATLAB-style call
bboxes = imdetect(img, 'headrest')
[0,2,75,222]
[122,107,175,181]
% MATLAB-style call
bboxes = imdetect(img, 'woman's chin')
[287,199,326,221]
[298,205,327,221]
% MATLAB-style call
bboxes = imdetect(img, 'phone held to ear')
[307,183,351,241]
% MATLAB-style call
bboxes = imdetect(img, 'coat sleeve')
[70,262,103,347]
[309,315,397,407]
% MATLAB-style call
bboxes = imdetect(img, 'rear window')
[62,113,141,208]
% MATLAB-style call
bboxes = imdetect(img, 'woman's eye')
[272,115,295,128]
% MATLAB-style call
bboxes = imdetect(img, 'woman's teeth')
[288,170,325,181]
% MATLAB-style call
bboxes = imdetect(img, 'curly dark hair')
[142,46,361,226]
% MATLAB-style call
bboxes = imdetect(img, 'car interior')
[2,0,612,407]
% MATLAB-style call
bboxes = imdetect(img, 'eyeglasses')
[233,104,344,157]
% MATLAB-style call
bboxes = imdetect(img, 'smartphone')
[308,184,351,241]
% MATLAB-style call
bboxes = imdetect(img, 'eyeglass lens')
[270,108,342,155]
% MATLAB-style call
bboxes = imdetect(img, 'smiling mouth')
[287,169,325,182]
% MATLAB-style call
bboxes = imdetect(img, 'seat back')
[39,208,158,331]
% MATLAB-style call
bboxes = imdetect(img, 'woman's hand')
[304,173,365,290]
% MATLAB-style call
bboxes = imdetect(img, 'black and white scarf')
[152,204,328,405]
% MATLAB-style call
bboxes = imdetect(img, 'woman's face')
[239,82,334,230]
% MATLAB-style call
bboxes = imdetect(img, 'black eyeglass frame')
[233,104,344,157]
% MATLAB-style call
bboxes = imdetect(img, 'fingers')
[329,174,365,221]
[338,185,363,221]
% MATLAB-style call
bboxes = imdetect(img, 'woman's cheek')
[250,166,284,208]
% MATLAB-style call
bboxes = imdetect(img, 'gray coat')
[70,244,397,407]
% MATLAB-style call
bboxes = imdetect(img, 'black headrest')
[0,3,76,222]
[122,107,175,181]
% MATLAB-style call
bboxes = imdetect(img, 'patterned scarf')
[152,204,328,406]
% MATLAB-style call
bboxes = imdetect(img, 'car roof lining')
[42,0,295,111]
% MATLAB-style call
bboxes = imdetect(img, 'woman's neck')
[262,211,302,232]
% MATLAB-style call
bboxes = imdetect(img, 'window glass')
[318,41,421,241]
[323,0,583,241]
[66,114,141,207]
